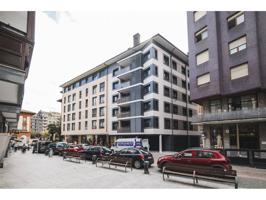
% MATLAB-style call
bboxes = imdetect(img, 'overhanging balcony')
[192,107,266,125]
[117,112,131,118]
[117,127,131,133]
[117,96,131,104]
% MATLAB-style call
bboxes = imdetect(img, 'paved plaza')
[1,151,266,189]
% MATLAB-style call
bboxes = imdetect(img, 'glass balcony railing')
[192,107,266,123]
[117,127,131,133]
[117,96,131,104]
[117,112,131,118]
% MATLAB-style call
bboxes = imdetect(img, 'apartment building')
[187,11,266,150]
[60,34,200,151]
[0,12,35,133]
[32,110,61,134]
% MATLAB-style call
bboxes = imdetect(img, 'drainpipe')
[169,55,174,151]
[185,65,190,148]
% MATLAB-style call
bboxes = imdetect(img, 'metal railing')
[117,112,131,118]
[117,96,131,104]
[192,107,266,123]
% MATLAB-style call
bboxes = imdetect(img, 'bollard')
[92,155,97,164]
[144,160,150,174]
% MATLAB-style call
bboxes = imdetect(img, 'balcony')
[192,107,266,124]
[117,96,131,104]
[120,81,131,89]
[117,127,131,133]
[117,112,131,118]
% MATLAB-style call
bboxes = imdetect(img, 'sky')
[22,11,188,113]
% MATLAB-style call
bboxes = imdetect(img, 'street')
[1,151,266,188]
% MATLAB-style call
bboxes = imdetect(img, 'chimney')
[133,33,140,47]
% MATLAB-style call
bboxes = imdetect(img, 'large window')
[194,11,206,22]
[228,12,244,29]
[92,120,97,129]
[99,107,105,117]
[164,71,170,82]
[172,90,178,100]
[99,82,105,92]
[113,81,119,90]
[228,94,257,111]
[209,100,222,113]
[164,102,171,113]
[230,63,248,80]
[196,50,209,65]
[92,85,97,94]
[99,94,105,104]
[92,108,97,117]
[197,73,210,86]
[164,118,171,129]
[163,55,170,66]
[112,108,118,117]
[99,119,105,129]
[92,97,97,106]
[229,36,247,55]
[143,84,151,95]
[112,122,118,130]
[195,27,208,42]
[172,75,177,85]
[112,94,119,103]
[113,68,119,76]
[164,86,170,97]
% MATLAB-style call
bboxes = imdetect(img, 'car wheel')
[134,160,141,169]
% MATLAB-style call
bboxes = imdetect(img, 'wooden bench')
[162,164,238,189]
[63,152,82,163]
[96,156,133,172]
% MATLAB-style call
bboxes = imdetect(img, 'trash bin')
[144,160,149,174]
[92,155,97,164]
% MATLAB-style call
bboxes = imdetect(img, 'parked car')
[44,142,68,156]
[111,138,150,152]
[157,148,232,171]
[111,148,154,169]
[79,146,112,160]
[62,144,84,154]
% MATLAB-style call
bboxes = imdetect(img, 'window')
[154,66,158,76]
[79,91,82,99]
[196,151,213,158]
[63,106,66,112]
[71,123,75,131]
[112,95,119,103]
[85,121,88,130]
[112,122,118,130]
[92,108,97,117]
[79,111,81,120]
[143,67,151,79]
[67,123,70,131]
[67,114,70,121]
[172,61,177,70]
[164,86,170,97]
[173,119,178,130]
[63,97,66,104]
[68,95,71,103]
[112,108,119,117]
[182,93,187,102]
[92,120,97,129]
[230,63,248,80]
[182,66,186,75]
[99,82,105,92]
[183,107,187,116]
[154,99,159,111]
[113,68,119,76]
[164,118,171,129]
[180,151,193,158]
[144,101,151,111]
[164,71,170,82]
[92,85,97,94]
[78,122,81,130]
[85,99,88,108]
[99,107,105,116]
[153,82,158,93]
[163,55,170,66]
[228,12,244,29]
[183,121,188,130]
[99,119,105,129]
[63,115,65,122]
[144,84,151,95]
[67,104,71,112]
[173,105,178,114]
[195,27,208,42]
[72,93,76,101]
[143,51,151,63]
[164,102,171,113]
[72,113,75,120]
[194,11,207,22]
[85,110,88,119]
[197,73,210,86]
[99,94,105,104]
[196,50,209,65]
[144,118,152,128]
[172,90,178,100]
[182,80,186,89]
[172,75,177,85]
[79,101,82,109]
[63,124,65,131]
[229,36,247,55]
[92,73,97,81]
[92,97,97,106]
[85,88,89,97]
[189,109,193,117]
[113,81,119,90]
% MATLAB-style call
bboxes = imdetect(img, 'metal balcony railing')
[192,107,266,123]
[117,112,131,118]
[117,96,131,104]
[117,127,131,133]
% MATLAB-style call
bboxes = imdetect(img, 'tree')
[47,123,61,141]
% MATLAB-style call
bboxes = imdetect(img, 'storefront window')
[210,127,224,149]
[228,94,257,111]
[209,100,222,113]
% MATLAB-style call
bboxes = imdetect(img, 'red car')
[157,148,232,171]
[63,144,83,153]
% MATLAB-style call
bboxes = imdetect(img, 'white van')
[111,138,150,152]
